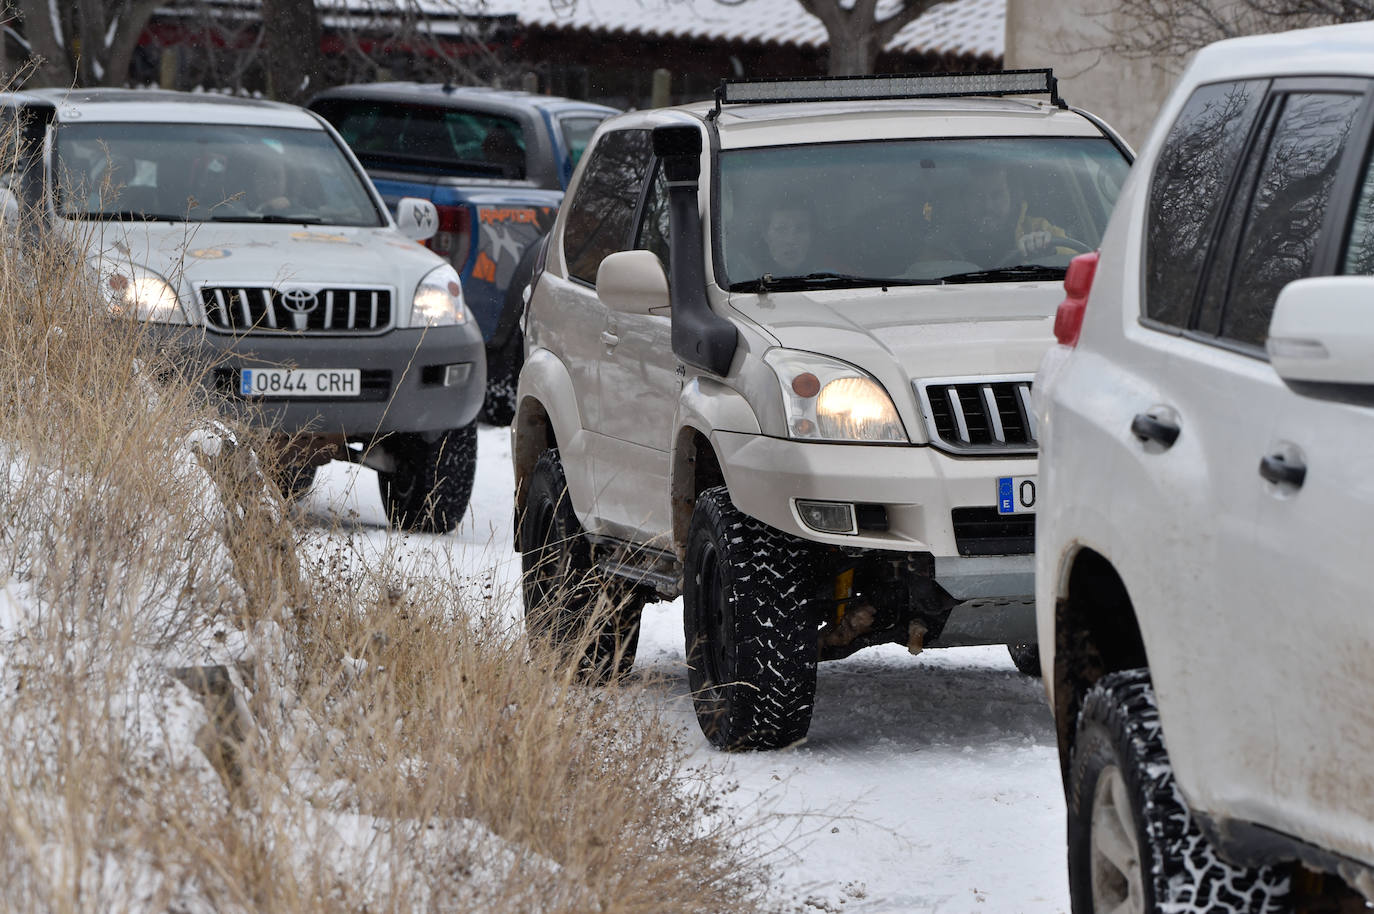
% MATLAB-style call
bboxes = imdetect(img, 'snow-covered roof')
[513,0,1004,60]
[347,0,1004,61]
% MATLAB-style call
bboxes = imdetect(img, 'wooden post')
[159,46,179,90]
[651,68,671,108]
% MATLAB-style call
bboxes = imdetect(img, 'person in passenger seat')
[763,205,814,274]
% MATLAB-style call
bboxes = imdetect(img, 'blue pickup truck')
[309,85,617,423]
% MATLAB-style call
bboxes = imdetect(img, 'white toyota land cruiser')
[514,72,1131,750]
[1036,22,1374,913]
[0,88,485,533]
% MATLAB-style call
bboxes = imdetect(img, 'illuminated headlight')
[100,264,184,323]
[764,349,906,443]
[410,264,467,327]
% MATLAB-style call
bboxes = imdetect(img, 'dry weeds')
[0,142,775,913]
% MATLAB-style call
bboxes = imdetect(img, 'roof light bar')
[713,69,1064,114]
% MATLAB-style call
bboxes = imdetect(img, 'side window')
[1342,146,1374,275]
[1219,92,1362,347]
[634,162,670,280]
[1145,80,1266,328]
[559,116,606,169]
[563,129,654,285]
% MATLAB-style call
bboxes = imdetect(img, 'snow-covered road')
[303,424,1070,914]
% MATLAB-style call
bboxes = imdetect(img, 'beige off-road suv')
[512,72,1131,750]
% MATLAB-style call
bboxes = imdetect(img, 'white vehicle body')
[1036,20,1374,905]
[514,74,1131,749]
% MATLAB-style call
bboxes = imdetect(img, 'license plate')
[997,476,1037,515]
[240,368,361,398]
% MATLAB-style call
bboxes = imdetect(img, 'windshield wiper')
[938,264,1067,283]
[75,211,186,222]
[210,214,325,224]
[730,271,940,292]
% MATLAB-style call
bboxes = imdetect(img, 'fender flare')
[668,377,761,554]
[512,346,594,519]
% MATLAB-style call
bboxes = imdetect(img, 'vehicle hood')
[729,282,1061,380]
[79,219,446,321]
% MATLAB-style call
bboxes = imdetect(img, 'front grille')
[213,368,393,402]
[951,506,1035,556]
[917,374,1037,455]
[200,285,393,334]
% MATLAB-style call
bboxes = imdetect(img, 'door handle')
[1259,453,1306,488]
[600,330,619,347]
[1130,413,1180,449]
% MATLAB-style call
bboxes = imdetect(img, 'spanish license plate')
[997,476,1037,515]
[240,368,361,398]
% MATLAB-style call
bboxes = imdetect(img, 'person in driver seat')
[941,161,1072,264]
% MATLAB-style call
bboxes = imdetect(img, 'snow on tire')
[1067,668,1291,914]
[684,486,821,751]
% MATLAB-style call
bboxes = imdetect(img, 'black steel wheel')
[519,448,642,682]
[377,423,477,534]
[683,486,820,751]
[1067,669,1291,914]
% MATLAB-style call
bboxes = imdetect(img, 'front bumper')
[162,322,486,438]
[712,430,1036,594]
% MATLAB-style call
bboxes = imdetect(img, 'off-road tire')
[684,486,821,751]
[1008,642,1041,677]
[377,423,478,534]
[519,449,643,683]
[1067,669,1291,914]
[479,330,522,426]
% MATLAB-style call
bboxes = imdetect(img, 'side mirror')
[596,249,669,315]
[1267,276,1374,400]
[395,196,438,242]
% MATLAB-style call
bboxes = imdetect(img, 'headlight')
[764,349,907,442]
[99,263,184,323]
[410,264,467,327]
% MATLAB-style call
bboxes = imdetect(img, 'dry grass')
[0,150,775,912]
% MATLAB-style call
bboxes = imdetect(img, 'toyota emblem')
[280,287,319,313]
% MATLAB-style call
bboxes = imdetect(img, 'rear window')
[315,100,526,180]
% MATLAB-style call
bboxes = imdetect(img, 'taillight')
[424,204,473,272]
[1054,251,1099,347]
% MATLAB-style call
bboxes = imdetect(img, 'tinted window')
[563,129,653,284]
[1342,145,1374,275]
[1145,81,1267,328]
[316,100,526,179]
[635,162,670,278]
[1221,92,1361,347]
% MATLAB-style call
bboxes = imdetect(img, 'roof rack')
[710,69,1065,117]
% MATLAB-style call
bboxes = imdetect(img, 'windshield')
[54,122,385,226]
[718,137,1129,290]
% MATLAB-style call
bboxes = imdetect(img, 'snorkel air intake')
[653,124,737,377]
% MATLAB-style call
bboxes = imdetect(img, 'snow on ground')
[307,424,1071,914]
